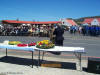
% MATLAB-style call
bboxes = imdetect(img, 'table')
[35,46,85,70]
[0,44,85,70]
[0,44,35,68]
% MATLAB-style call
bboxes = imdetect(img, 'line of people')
[69,26,78,34]
[69,25,100,37]
[81,26,100,36]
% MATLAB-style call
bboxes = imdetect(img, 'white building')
[91,18,100,25]
[82,18,100,26]
[60,18,77,26]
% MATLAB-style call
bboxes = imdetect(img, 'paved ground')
[0,31,100,75]
[0,54,99,75]
[0,31,100,58]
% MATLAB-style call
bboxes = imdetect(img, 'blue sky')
[0,0,100,21]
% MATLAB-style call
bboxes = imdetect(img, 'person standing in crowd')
[98,26,100,35]
[78,26,82,34]
[82,26,86,36]
[85,26,89,36]
[39,26,43,37]
[49,25,55,44]
[70,26,73,34]
[95,26,99,36]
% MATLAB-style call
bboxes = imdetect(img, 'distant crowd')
[0,25,100,37]
[69,25,100,36]
[0,25,53,37]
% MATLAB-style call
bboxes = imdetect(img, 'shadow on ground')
[0,56,76,70]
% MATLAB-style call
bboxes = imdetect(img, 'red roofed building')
[2,20,61,27]
[82,18,100,26]
[2,20,34,24]
[60,18,77,26]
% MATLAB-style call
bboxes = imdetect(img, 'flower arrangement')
[36,40,55,49]
[28,42,36,46]
[9,41,22,45]
[17,44,28,47]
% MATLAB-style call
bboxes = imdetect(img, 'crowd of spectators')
[1,25,100,37]
[0,26,29,36]
[0,25,53,37]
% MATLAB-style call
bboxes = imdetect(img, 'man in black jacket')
[50,23,64,55]
[53,23,64,46]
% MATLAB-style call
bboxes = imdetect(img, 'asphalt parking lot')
[0,31,100,75]
[0,31,100,58]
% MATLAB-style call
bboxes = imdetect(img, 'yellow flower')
[41,41,44,44]
[44,42,48,45]
[37,40,50,45]
[43,40,49,42]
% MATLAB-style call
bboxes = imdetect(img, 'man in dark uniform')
[53,23,64,46]
[50,23,64,55]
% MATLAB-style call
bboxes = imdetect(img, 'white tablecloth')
[35,46,85,53]
[0,45,85,53]
[0,44,35,51]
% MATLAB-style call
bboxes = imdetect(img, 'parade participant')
[82,26,86,36]
[98,26,100,35]
[95,26,99,36]
[85,26,89,36]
